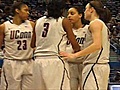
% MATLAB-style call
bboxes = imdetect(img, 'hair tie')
[104,6,106,9]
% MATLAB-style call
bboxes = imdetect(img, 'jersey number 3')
[42,23,49,37]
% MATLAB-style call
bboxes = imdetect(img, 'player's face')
[84,4,92,21]
[67,8,82,24]
[18,5,29,20]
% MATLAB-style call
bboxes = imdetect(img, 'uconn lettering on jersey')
[67,35,85,45]
[76,37,85,44]
[10,30,31,39]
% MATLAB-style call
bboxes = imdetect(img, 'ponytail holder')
[104,6,106,9]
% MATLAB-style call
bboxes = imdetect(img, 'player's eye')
[71,12,74,15]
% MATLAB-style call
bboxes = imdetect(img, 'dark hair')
[89,0,111,23]
[11,2,26,15]
[71,5,89,24]
[4,6,11,14]
[47,0,66,19]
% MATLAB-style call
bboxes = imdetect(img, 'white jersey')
[34,16,67,57]
[4,20,33,60]
[66,25,89,63]
[83,19,110,64]
[66,25,89,53]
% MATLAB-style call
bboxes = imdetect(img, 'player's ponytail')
[101,6,111,23]
[89,0,111,23]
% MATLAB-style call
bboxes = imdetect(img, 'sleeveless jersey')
[4,20,33,60]
[66,25,89,63]
[83,19,110,64]
[34,16,67,57]
[66,25,89,53]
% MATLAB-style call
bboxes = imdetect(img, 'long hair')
[89,0,111,23]
[47,0,66,19]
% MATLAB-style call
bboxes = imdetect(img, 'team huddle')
[0,0,111,90]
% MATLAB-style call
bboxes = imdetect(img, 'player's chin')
[70,20,75,24]
[69,19,72,22]
[24,18,28,20]
[23,17,29,20]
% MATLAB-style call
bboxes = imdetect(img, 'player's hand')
[59,51,77,62]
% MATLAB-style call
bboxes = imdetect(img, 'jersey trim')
[57,34,66,52]
[83,48,103,90]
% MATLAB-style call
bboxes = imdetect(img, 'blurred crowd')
[0,0,120,55]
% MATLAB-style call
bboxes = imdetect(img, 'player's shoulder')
[80,24,89,32]
[3,20,12,25]
[90,19,103,28]
[0,23,5,32]
[0,20,9,27]
[35,16,46,27]
[37,16,47,22]
[90,19,103,25]
[83,24,89,29]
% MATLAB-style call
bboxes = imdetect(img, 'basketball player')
[30,0,80,90]
[0,2,35,90]
[66,5,89,90]
[60,0,111,90]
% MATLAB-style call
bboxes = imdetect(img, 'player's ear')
[79,14,82,18]
[15,9,19,14]
[90,7,95,13]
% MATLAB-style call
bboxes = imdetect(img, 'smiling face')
[67,7,82,24]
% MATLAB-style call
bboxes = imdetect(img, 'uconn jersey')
[4,20,33,60]
[34,16,67,57]
[66,25,89,53]
[83,19,110,64]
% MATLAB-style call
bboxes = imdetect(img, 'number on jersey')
[17,40,27,50]
[42,23,49,37]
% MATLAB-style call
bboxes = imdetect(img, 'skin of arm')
[61,20,103,60]
[30,22,36,48]
[30,21,35,29]
[0,24,5,49]
[62,18,80,52]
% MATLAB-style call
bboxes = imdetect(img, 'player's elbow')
[30,41,36,48]
[73,46,81,53]
[31,44,36,48]
[94,43,102,50]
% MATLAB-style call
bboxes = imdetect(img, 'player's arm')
[30,21,35,29]
[30,21,36,48]
[74,20,103,57]
[62,18,80,52]
[0,24,5,49]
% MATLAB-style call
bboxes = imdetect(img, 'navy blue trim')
[57,34,66,52]
[92,69,99,89]
[3,67,8,90]
[58,56,70,90]
[83,48,103,90]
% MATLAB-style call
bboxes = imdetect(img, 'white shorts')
[82,63,110,90]
[33,56,70,90]
[0,59,34,90]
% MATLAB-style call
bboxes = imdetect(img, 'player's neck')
[73,21,84,30]
[13,16,24,25]
[90,14,99,22]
